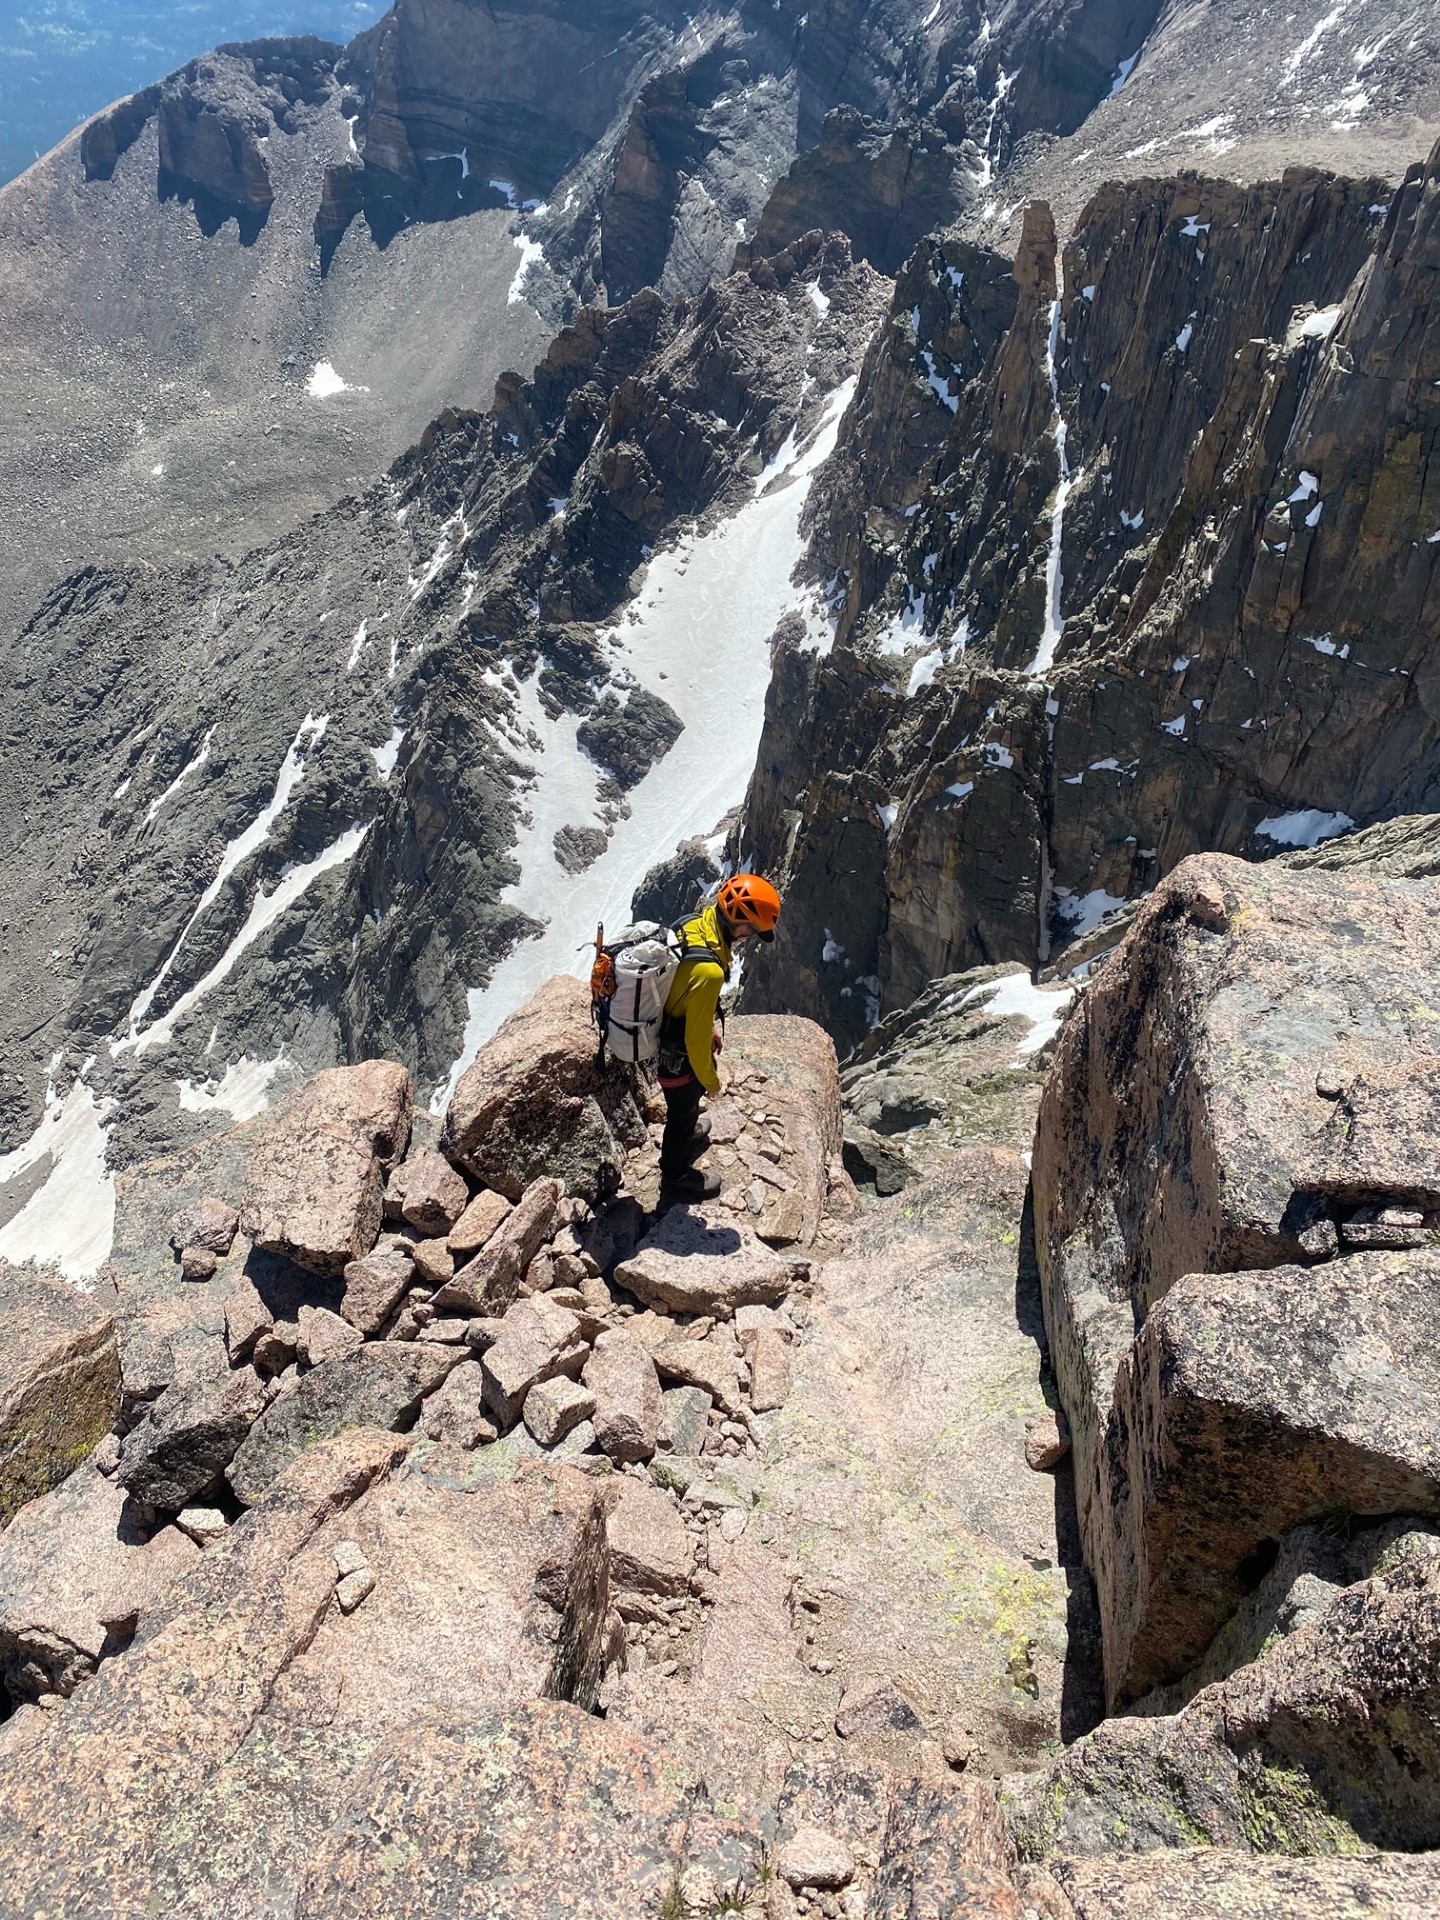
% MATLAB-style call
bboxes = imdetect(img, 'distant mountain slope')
[0,2,384,187]
[0,237,886,1229]
[0,35,552,648]
[975,0,1440,250]
[0,0,1178,643]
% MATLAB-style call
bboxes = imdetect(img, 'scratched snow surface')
[176,1051,292,1123]
[433,378,857,1108]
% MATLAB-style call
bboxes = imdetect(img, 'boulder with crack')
[442,976,647,1205]
[1100,1249,1440,1708]
[0,1432,621,1912]
[1033,852,1440,1707]
[241,1062,413,1277]
[1006,1528,1440,1860]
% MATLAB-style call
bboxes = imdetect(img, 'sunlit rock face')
[739,145,1440,1050]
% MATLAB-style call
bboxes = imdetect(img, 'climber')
[656,873,782,1201]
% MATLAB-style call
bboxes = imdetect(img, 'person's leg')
[660,1079,705,1181]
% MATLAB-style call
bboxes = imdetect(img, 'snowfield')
[433,377,858,1109]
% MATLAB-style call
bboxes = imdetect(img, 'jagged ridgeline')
[2,0,1440,1910]
[741,143,1440,1050]
[0,0,1173,654]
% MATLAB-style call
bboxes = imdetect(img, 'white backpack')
[589,916,728,1066]
[602,932,680,1064]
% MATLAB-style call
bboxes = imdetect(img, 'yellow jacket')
[661,905,732,1094]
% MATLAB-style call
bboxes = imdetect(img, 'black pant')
[660,1078,704,1180]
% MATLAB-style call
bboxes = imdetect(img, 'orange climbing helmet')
[716,872,782,940]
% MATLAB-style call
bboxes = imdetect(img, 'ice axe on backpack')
[589,923,617,1066]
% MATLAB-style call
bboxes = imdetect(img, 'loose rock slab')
[430,1242,522,1317]
[481,1298,587,1427]
[340,1245,415,1336]
[725,1014,843,1247]
[168,1196,239,1259]
[223,1275,272,1363]
[738,1311,793,1413]
[583,1329,661,1462]
[615,1207,794,1315]
[658,1385,711,1457]
[651,1337,742,1415]
[607,1478,692,1598]
[492,1176,563,1270]
[1024,1409,1069,1472]
[227,1345,459,1503]
[383,1149,468,1235]
[779,1826,855,1890]
[297,1305,363,1368]
[524,1376,596,1447]
[447,1189,512,1259]
[835,1675,923,1739]
[417,1365,495,1450]
[116,1368,268,1511]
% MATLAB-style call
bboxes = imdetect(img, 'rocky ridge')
[9,0,1432,656]
[0,0,1147,644]
[0,976,1070,1914]
[4,813,1440,1911]
[2,9,1440,1907]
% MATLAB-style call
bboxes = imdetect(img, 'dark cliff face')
[734,106,970,278]
[82,39,341,242]
[309,0,1179,303]
[739,141,1440,1051]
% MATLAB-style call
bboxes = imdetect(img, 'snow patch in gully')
[0,1069,115,1286]
[433,378,858,1109]
[1027,299,1077,678]
[177,1051,292,1123]
[115,714,331,1053]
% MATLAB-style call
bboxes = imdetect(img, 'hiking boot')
[659,1167,721,1202]
[683,1130,712,1164]
[691,1114,712,1144]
